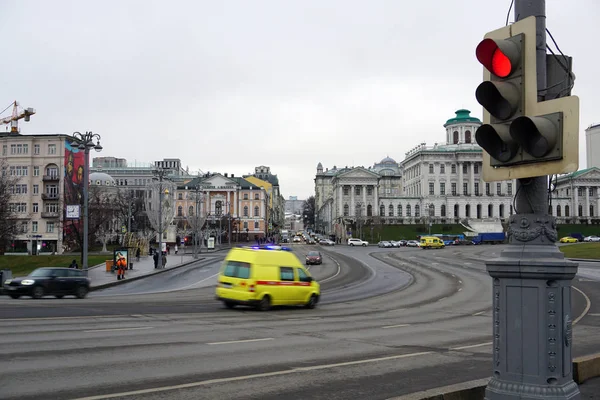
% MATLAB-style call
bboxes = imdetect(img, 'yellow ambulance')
[419,236,445,249]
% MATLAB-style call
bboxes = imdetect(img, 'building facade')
[585,123,600,169]
[314,110,519,239]
[244,166,285,234]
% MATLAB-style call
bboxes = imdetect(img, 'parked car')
[406,240,420,247]
[583,235,600,242]
[398,240,408,247]
[378,241,393,248]
[389,241,402,248]
[559,236,578,243]
[348,238,369,247]
[4,267,90,299]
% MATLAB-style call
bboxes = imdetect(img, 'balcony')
[41,212,59,219]
[41,193,59,200]
[42,175,60,182]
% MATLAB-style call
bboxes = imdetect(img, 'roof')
[444,109,482,127]
[556,167,600,182]
[177,175,257,190]
[379,156,397,164]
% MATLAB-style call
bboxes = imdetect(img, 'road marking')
[431,262,439,266]
[588,313,600,317]
[286,317,321,321]
[84,326,153,333]
[450,341,493,350]
[382,323,411,329]
[451,274,456,277]
[70,350,433,400]
[464,262,472,265]
[457,288,462,292]
[207,337,274,345]
[0,314,127,322]
[473,311,486,316]
[437,297,447,302]
[178,272,220,291]
[458,280,462,284]
[320,255,342,283]
[573,286,591,326]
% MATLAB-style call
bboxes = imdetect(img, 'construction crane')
[0,101,36,133]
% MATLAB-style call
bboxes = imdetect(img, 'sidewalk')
[87,247,231,290]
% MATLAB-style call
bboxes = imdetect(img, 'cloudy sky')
[3,0,598,199]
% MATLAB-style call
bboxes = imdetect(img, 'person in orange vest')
[116,253,127,280]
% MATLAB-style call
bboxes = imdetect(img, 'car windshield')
[308,251,320,256]
[29,269,56,277]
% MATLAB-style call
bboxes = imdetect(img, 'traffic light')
[475,16,580,182]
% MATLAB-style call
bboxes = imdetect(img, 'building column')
[470,162,475,196]
[458,161,463,196]
[362,184,367,209]
[234,190,238,217]
[350,185,355,216]
[573,186,579,217]
[585,186,590,217]
[374,184,379,215]
[338,185,343,218]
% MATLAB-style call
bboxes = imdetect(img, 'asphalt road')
[1,244,599,400]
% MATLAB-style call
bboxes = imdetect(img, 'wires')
[0,102,14,117]
[505,0,514,26]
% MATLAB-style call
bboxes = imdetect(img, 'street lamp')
[190,185,204,259]
[71,131,102,276]
[425,202,435,235]
[152,167,169,265]
[355,202,365,240]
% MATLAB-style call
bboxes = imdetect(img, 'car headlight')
[4,279,12,285]
[21,279,35,286]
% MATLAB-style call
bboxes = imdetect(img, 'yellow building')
[244,176,273,233]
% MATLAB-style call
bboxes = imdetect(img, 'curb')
[388,354,600,400]
[568,258,600,262]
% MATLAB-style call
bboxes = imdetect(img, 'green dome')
[444,109,481,127]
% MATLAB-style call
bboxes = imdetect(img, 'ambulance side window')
[224,261,250,278]
[297,268,310,282]
[280,267,295,281]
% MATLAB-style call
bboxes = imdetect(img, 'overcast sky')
[3,0,598,199]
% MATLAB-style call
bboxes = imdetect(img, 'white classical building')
[314,110,519,239]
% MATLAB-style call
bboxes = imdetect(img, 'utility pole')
[483,2,581,399]
[192,184,203,258]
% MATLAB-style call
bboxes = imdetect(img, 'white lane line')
[0,314,129,322]
[464,262,472,265]
[431,262,439,266]
[381,324,411,329]
[473,311,486,316]
[458,280,462,284]
[178,272,220,291]
[286,317,321,321]
[207,338,274,345]
[573,286,591,326]
[70,350,433,400]
[588,313,600,317]
[437,297,447,302]
[84,326,153,333]
[457,288,462,292]
[320,255,342,283]
[450,341,493,350]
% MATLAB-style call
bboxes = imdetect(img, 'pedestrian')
[161,253,167,268]
[115,252,127,280]
[69,259,78,269]
[136,247,141,262]
[153,251,159,268]
[175,244,178,255]
[167,245,170,255]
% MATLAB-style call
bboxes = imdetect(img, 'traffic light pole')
[485,1,581,399]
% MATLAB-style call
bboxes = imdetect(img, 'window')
[497,183,502,195]
[441,204,446,217]
[463,163,468,174]
[33,166,40,176]
[343,186,349,196]
[465,204,471,217]
[415,204,420,217]
[474,163,479,174]
[388,204,394,216]
[46,184,58,195]
[355,186,361,195]
[344,204,349,216]
[1,145,6,155]
[45,203,59,213]
[254,221,259,229]
[33,203,39,213]
[243,193,248,200]
[406,204,411,216]
[48,144,56,155]
[397,204,402,216]
[367,204,372,216]
[10,143,28,154]
[9,203,27,213]
[20,221,28,233]
[32,221,38,233]
[486,183,491,195]
[11,184,27,194]
[463,183,468,196]
[46,222,55,233]
[367,187,373,196]
[453,131,459,144]
[243,206,248,217]
[474,182,479,196]
[243,221,248,229]
[379,204,384,216]
[429,164,434,174]
[465,130,472,143]
[451,183,457,196]
[254,193,259,200]
[215,201,223,216]
[557,205,562,217]
[177,206,183,217]
[577,187,584,197]
[507,183,512,196]
[34,144,40,155]
[223,261,251,279]
[440,164,445,174]
[488,204,494,217]
[565,205,570,217]
[591,205,595,217]
[590,188,595,196]
[454,204,459,217]
[9,166,28,176]
[440,182,445,196]
[451,164,456,174]
[298,268,311,282]
[178,193,182,200]
[578,205,583,217]
[254,206,259,217]
[429,182,434,195]
[280,267,295,281]
[188,206,194,216]
[500,204,505,218]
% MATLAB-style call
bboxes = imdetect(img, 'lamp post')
[355,202,365,240]
[152,167,169,265]
[71,131,102,276]
[191,184,204,258]
[425,202,435,235]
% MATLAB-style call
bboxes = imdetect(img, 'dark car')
[305,251,322,265]
[4,267,90,299]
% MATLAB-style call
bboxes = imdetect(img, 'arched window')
[465,130,472,143]
[488,204,493,217]
[254,206,260,217]
[415,204,420,217]
[453,131,459,144]
[215,201,222,216]
[591,205,595,217]
[556,205,561,217]
[367,204,372,216]
[465,204,470,217]
[188,206,194,216]
[388,204,394,216]
[477,204,482,219]
[454,204,459,217]
[548,205,553,215]
[243,206,248,217]
[380,204,385,216]
[177,206,183,217]
[441,204,446,217]
[565,205,570,217]
[406,205,411,216]
[499,204,505,217]
[344,204,349,216]
[397,204,402,217]
[578,205,583,217]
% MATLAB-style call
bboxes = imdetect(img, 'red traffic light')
[476,38,519,78]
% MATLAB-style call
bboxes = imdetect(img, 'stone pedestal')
[485,214,581,399]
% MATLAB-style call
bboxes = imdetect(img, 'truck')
[472,232,505,245]
[280,230,289,243]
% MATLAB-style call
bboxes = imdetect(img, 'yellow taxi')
[559,236,578,243]
[419,236,445,249]
[215,245,320,311]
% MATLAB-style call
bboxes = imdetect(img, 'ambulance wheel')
[257,295,271,311]
[55,295,64,299]
[305,295,318,309]
[224,301,235,309]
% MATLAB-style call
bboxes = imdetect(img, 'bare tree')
[0,160,19,252]
[145,180,176,241]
